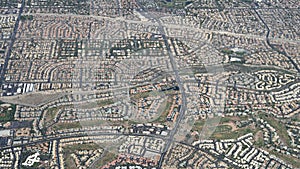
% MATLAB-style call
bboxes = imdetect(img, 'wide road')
[30,12,299,45]
[134,3,189,168]
[0,0,25,85]
[253,8,300,73]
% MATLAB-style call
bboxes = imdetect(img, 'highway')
[0,0,25,85]
[134,2,189,168]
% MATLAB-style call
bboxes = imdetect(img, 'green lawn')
[44,107,61,123]
[64,143,101,152]
[191,118,257,140]
[20,15,33,21]
[93,151,117,168]
[191,120,205,131]
[210,127,256,140]
[214,125,232,133]
[20,150,50,169]
[63,143,102,168]
[152,97,173,123]
[0,102,16,122]
[270,150,300,168]
[258,113,291,146]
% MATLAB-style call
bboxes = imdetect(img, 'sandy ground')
[0,91,66,107]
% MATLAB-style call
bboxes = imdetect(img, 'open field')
[0,102,16,122]
[258,112,291,146]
